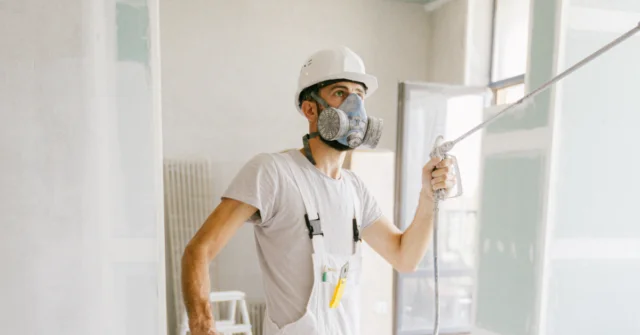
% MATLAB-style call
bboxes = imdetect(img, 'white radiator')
[164,158,218,335]
[164,158,266,335]
[246,300,266,335]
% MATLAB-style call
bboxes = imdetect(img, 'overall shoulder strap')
[281,152,326,253]
[344,172,362,246]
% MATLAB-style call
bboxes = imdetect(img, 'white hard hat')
[295,46,378,114]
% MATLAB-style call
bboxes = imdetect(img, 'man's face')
[300,81,367,152]
[317,81,366,108]
[315,81,366,151]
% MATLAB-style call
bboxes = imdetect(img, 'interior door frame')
[394,81,493,335]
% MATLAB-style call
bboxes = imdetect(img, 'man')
[182,46,456,335]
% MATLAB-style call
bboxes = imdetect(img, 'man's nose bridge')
[344,92,362,104]
[344,93,363,105]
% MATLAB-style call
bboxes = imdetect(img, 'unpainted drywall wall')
[544,1,640,334]
[0,0,166,333]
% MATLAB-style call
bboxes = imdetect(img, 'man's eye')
[335,91,345,97]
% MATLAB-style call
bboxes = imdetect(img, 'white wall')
[426,0,469,84]
[160,0,431,300]
[0,0,166,334]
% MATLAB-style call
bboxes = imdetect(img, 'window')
[489,0,532,104]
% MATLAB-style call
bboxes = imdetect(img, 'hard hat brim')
[295,72,378,114]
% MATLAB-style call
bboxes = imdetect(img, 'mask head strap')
[302,93,329,165]
[309,92,330,109]
[303,132,320,165]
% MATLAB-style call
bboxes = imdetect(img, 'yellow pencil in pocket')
[329,262,349,309]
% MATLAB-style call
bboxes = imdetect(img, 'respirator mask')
[310,92,383,149]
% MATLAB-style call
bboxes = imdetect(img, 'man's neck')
[301,137,347,180]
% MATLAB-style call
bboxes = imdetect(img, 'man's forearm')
[398,189,435,272]
[181,246,215,332]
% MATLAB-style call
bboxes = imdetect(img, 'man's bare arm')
[362,192,435,273]
[181,198,257,334]
[362,157,454,273]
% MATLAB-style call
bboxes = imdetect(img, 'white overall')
[263,153,363,335]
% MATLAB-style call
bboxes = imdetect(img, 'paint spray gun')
[427,21,640,335]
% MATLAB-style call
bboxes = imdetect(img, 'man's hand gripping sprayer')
[426,21,640,335]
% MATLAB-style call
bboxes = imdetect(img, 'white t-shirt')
[222,150,383,328]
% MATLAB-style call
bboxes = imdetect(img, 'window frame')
[489,74,526,105]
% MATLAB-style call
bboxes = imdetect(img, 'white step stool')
[180,291,253,335]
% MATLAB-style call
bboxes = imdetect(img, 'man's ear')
[301,100,319,122]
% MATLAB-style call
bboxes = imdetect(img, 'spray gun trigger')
[430,136,464,200]
[448,155,463,198]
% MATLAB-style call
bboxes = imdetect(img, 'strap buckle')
[304,213,323,239]
[352,218,361,242]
